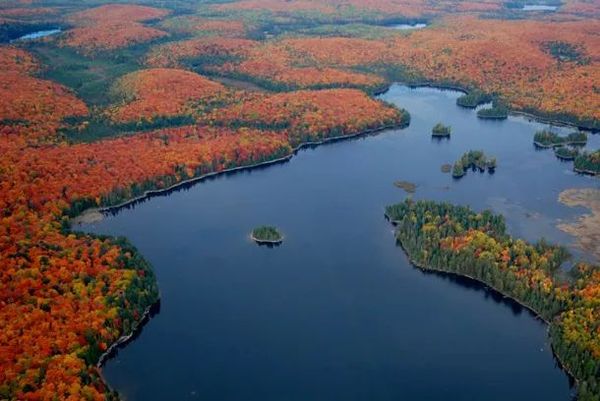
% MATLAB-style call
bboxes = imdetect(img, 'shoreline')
[73,80,599,222]
[384,213,580,389]
[250,233,284,244]
[380,81,597,131]
[96,301,157,368]
[77,82,594,397]
[76,122,404,218]
[82,122,406,391]
[574,167,599,176]
[95,299,160,393]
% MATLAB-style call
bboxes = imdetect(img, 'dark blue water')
[83,84,600,401]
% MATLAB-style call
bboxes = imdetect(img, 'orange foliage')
[63,4,169,52]
[205,88,403,141]
[233,16,599,122]
[215,0,336,14]
[159,16,247,37]
[561,0,600,17]
[0,46,37,74]
[67,4,169,25]
[4,1,599,398]
[1,60,403,397]
[0,46,87,142]
[214,0,503,18]
[218,40,385,90]
[63,24,167,52]
[384,16,600,122]
[146,37,258,68]
[0,124,291,399]
[108,68,227,122]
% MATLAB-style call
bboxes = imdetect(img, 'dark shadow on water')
[99,300,161,366]
[254,241,282,248]
[416,267,528,318]
[431,136,451,143]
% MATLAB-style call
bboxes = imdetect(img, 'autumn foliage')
[62,4,169,52]
[0,46,87,142]
[2,0,600,399]
[108,68,227,123]
[159,16,247,38]
[203,88,404,142]
[386,200,600,399]
[211,16,599,125]
[146,37,258,69]
[0,50,404,400]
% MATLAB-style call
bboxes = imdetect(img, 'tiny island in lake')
[574,150,600,176]
[431,123,451,138]
[452,150,497,178]
[554,146,579,161]
[394,180,417,193]
[251,226,284,245]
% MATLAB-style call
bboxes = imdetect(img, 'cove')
[80,84,600,401]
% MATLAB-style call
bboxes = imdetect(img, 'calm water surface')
[14,28,61,41]
[389,23,427,30]
[83,84,600,401]
[522,4,558,11]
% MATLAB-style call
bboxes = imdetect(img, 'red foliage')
[217,40,385,90]
[205,88,403,141]
[63,4,170,52]
[0,46,87,142]
[146,37,258,68]
[159,16,247,37]
[67,4,169,25]
[108,68,227,122]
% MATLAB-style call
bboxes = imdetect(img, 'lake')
[82,84,600,401]
[388,23,427,30]
[13,28,61,41]
[522,4,558,11]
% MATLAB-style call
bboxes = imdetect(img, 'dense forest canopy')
[0,0,598,399]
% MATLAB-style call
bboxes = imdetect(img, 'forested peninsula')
[385,199,600,401]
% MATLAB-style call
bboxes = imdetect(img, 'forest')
[385,200,600,401]
[0,0,599,399]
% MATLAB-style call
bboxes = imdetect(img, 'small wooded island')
[251,226,283,244]
[431,123,451,137]
[554,146,579,161]
[452,150,497,178]
[574,150,600,175]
